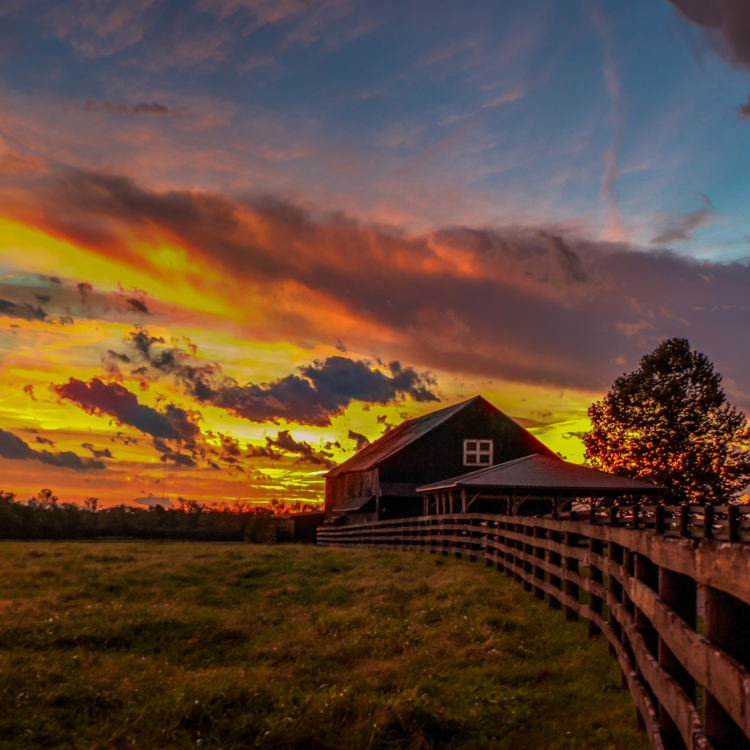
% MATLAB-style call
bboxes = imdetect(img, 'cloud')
[0,297,46,322]
[347,429,370,451]
[125,297,149,314]
[81,442,114,458]
[53,377,200,442]
[737,95,750,119]
[82,100,190,117]
[131,494,173,508]
[265,430,336,468]
[116,328,438,426]
[539,232,588,283]
[34,436,55,446]
[10,166,750,404]
[651,205,717,244]
[667,0,750,69]
[23,384,36,401]
[0,428,105,470]
[0,276,157,326]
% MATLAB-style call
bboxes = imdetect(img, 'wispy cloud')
[592,7,626,242]
[651,196,719,244]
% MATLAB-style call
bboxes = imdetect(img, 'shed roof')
[417,454,664,493]
[327,395,489,478]
[334,495,376,512]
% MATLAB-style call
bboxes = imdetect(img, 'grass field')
[0,542,649,750]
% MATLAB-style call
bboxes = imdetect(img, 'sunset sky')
[1,0,749,508]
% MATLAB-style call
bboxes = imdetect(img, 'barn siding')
[325,468,379,512]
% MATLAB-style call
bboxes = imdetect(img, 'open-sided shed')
[417,453,665,516]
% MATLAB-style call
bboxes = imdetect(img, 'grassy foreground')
[0,542,649,750]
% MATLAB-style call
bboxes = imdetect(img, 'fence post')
[703,504,714,540]
[658,565,697,747]
[679,505,689,537]
[522,524,533,592]
[607,537,623,657]
[728,504,739,543]
[704,585,750,750]
[548,524,562,610]
[588,535,603,638]
[533,525,546,600]
[495,520,506,574]
[513,522,523,585]
[564,531,579,622]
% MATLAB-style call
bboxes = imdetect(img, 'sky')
[1,0,750,508]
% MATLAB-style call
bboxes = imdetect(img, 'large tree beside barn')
[583,338,750,504]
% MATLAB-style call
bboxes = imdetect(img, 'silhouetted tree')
[37,488,58,506]
[584,338,750,503]
[84,497,98,512]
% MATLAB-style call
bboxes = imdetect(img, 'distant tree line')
[0,490,319,542]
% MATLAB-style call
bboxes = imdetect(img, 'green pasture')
[0,542,648,749]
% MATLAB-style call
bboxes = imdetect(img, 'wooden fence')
[318,505,750,750]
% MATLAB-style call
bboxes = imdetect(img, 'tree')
[84,497,98,512]
[583,338,750,503]
[37,488,58,506]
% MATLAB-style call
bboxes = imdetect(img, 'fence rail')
[318,506,750,750]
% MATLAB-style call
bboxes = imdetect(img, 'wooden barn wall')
[377,398,556,487]
[325,468,379,511]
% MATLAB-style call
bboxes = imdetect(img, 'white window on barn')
[464,439,493,467]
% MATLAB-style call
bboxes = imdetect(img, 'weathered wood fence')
[318,505,750,750]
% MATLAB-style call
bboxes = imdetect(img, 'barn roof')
[417,454,664,493]
[327,395,489,478]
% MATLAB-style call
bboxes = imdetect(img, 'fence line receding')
[318,504,750,750]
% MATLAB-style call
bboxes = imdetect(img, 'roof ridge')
[326,395,491,478]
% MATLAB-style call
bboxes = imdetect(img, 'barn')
[324,395,557,523]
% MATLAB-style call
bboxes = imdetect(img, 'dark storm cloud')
[117,329,438,427]
[12,166,750,405]
[35,436,55,446]
[53,378,200,442]
[0,428,104,470]
[667,0,750,68]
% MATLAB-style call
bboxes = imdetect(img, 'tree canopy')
[583,338,750,503]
